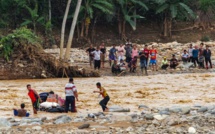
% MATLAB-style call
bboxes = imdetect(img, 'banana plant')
[116,0,148,39]
[21,0,44,33]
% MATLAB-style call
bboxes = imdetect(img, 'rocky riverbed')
[0,104,215,134]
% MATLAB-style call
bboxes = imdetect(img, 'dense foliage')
[0,0,215,40]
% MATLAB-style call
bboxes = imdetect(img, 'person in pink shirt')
[117,44,124,62]
[132,45,138,59]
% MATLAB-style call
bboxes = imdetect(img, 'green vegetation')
[0,27,40,61]
[0,0,215,55]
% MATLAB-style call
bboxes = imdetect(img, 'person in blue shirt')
[109,45,117,66]
[192,45,199,67]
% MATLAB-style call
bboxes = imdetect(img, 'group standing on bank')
[86,41,213,76]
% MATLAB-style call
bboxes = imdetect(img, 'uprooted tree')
[0,27,99,79]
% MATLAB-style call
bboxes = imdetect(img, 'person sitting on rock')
[128,56,137,72]
[170,55,179,69]
[161,57,169,70]
[93,82,110,112]
[13,103,30,117]
[111,60,120,74]
[118,59,127,72]
[181,50,189,63]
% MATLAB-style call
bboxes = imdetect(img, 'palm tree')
[64,0,82,61]
[60,0,72,60]
[115,0,148,40]
[155,0,195,37]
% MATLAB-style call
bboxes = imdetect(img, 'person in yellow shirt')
[161,57,169,70]
[93,82,110,112]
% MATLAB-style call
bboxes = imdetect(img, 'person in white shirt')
[65,78,78,112]
[91,46,103,70]
[188,44,194,62]
[117,44,124,63]
[181,50,189,63]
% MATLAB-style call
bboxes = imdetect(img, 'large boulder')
[54,115,72,124]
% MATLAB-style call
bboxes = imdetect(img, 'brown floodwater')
[0,73,215,118]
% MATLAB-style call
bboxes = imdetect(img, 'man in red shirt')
[149,45,158,71]
[27,84,41,114]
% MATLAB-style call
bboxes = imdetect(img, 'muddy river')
[0,73,214,118]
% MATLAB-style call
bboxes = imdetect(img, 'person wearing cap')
[93,82,110,112]
[181,50,189,63]
[203,45,212,69]
[65,78,78,113]
[170,55,179,69]
[161,57,169,70]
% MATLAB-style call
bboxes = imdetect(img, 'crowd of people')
[86,41,213,75]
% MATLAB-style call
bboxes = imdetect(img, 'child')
[13,103,30,117]
[93,82,110,112]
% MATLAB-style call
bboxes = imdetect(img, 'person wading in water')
[27,84,41,114]
[93,82,110,112]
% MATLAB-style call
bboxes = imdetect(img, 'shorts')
[109,55,116,60]
[101,54,105,62]
[150,59,157,65]
[33,99,40,110]
[140,59,148,68]
[89,56,94,62]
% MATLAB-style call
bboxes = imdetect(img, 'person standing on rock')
[109,45,117,66]
[131,44,138,59]
[203,45,212,69]
[117,44,125,63]
[124,44,132,64]
[188,44,194,62]
[139,45,150,75]
[27,84,41,114]
[93,82,110,112]
[65,78,78,113]
[91,46,103,70]
[100,43,106,68]
[192,45,199,67]
[198,43,205,68]
[86,45,95,67]
[149,45,158,71]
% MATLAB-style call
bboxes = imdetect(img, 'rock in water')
[198,106,208,113]
[138,104,149,109]
[145,114,154,120]
[32,126,42,131]
[54,115,72,124]
[78,124,90,129]
[188,127,196,133]
[0,118,10,128]
[109,108,130,112]
[181,107,191,115]
[153,114,168,121]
